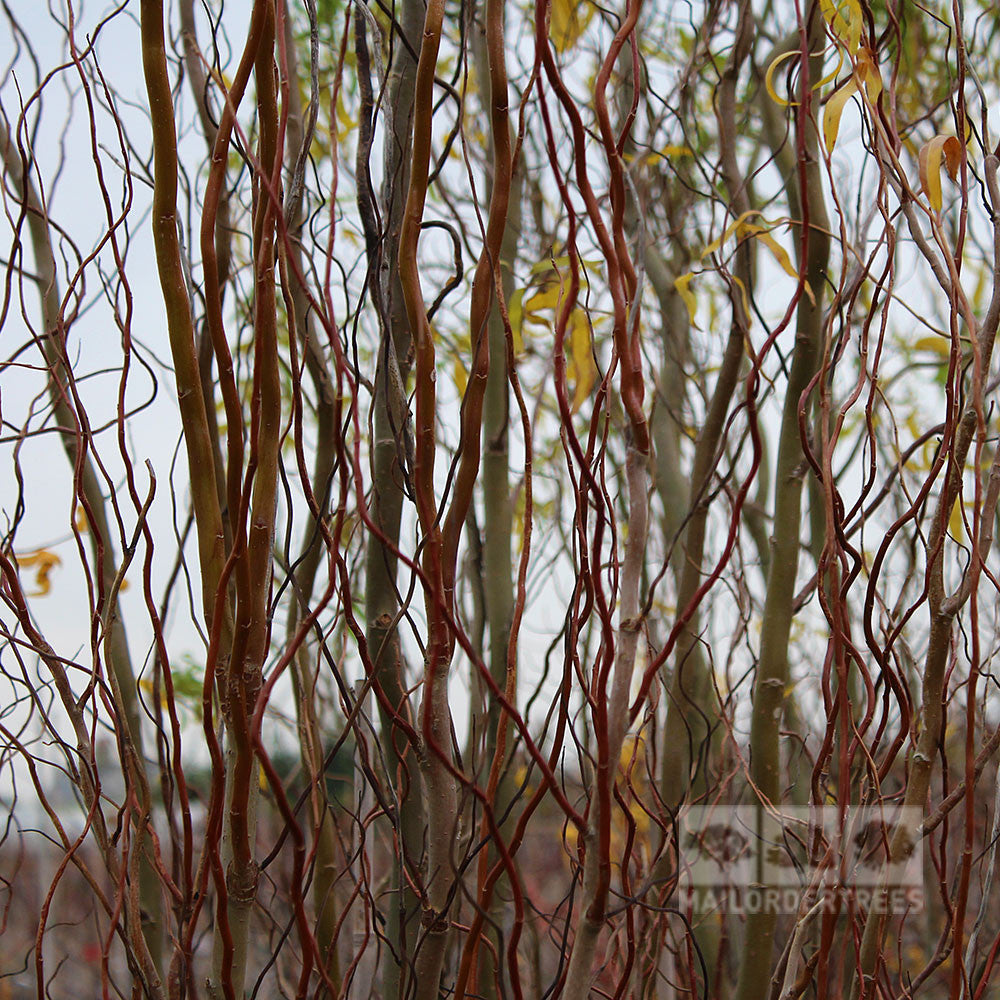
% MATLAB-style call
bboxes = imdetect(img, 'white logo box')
[677,804,923,891]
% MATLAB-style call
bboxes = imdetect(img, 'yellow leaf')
[919,135,963,213]
[823,79,858,154]
[335,92,355,144]
[814,49,847,93]
[453,356,468,397]
[507,287,525,333]
[702,213,810,301]
[949,497,964,541]
[674,272,699,329]
[764,50,801,108]
[17,548,61,596]
[702,210,759,258]
[529,254,601,277]
[531,255,570,275]
[511,318,525,356]
[138,677,181,708]
[749,228,816,306]
[821,0,863,52]
[643,144,694,166]
[856,48,882,103]
[139,678,166,708]
[766,38,847,108]
[549,0,594,52]
[210,69,234,92]
[505,288,530,355]
[523,282,565,319]
[567,311,596,413]
[913,335,950,357]
[731,275,752,330]
[972,263,988,310]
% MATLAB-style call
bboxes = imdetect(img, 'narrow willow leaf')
[643,144,694,165]
[821,0,863,51]
[764,49,800,107]
[919,134,963,212]
[702,213,807,300]
[568,310,596,413]
[913,334,950,357]
[507,286,526,333]
[949,497,965,541]
[750,228,813,304]
[523,282,565,319]
[549,0,594,52]
[701,209,760,259]
[823,79,858,153]
[17,548,62,596]
[674,272,699,329]
[857,48,882,102]
[453,356,468,397]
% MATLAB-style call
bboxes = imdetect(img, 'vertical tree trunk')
[359,0,426,993]
[735,6,830,996]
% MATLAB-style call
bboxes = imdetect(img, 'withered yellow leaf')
[453,356,468,397]
[567,311,596,413]
[949,497,965,541]
[913,335,950,357]
[701,210,760,259]
[748,228,816,306]
[821,0,863,51]
[643,144,694,166]
[701,213,810,303]
[549,0,594,53]
[673,272,699,329]
[523,282,565,318]
[919,135,963,213]
[823,79,858,154]
[856,48,882,102]
[764,50,800,108]
[17,548,62,597]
